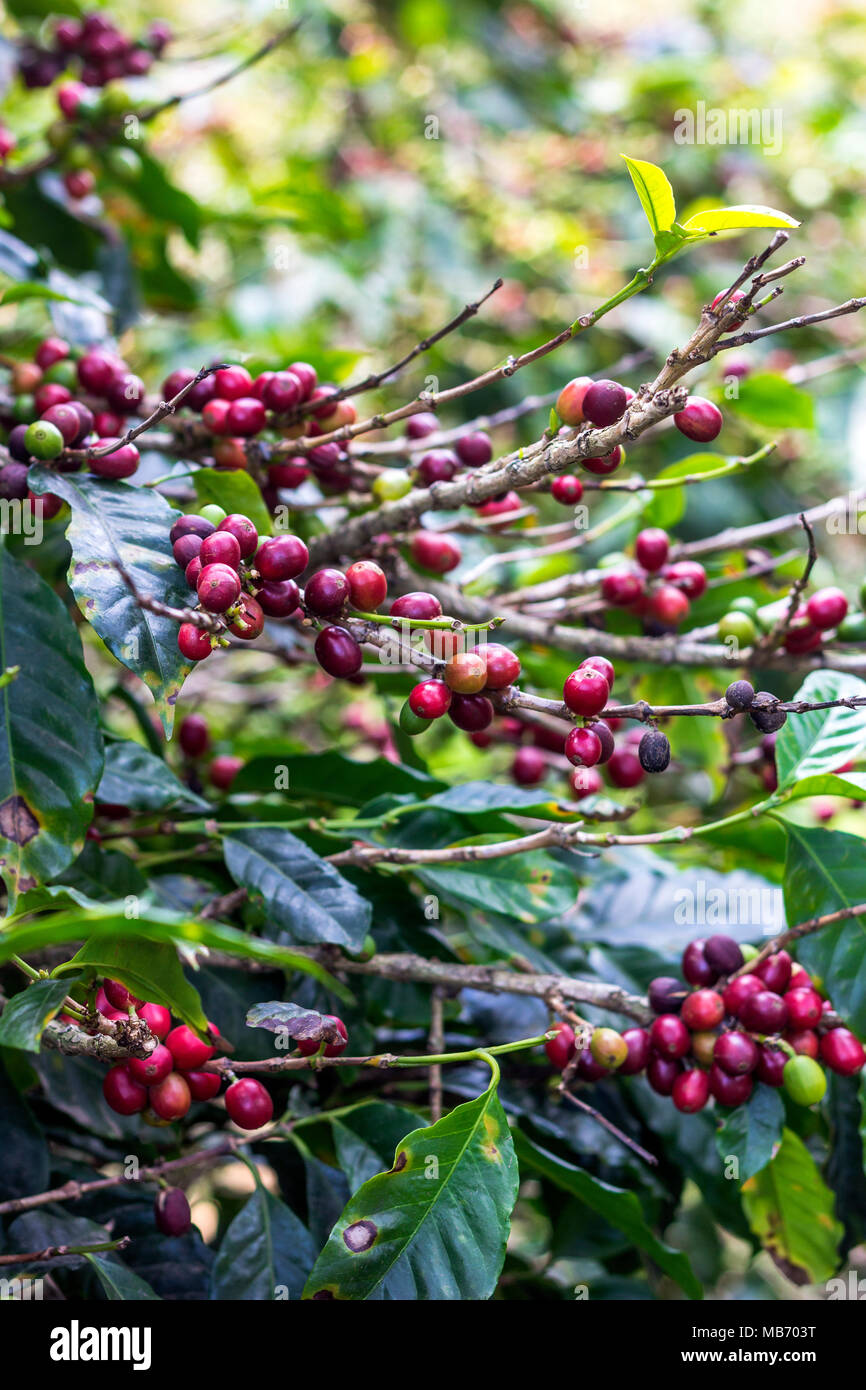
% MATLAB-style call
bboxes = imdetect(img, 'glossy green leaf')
[85,1253,161,1301]
[741,1127,843,1282]
[0,546,103,900]
[27,469,194,735]
[681,205,799,234]
[715,1084,784,1180]
[0,905,350,1000]
[211,1172,317,1300]
[232,749,443,804]
[0,979,70,1052]
[304,1073,518,1300]
[730,373,814,430]
[331,1101,427,1190]
[416,847,578,925]
[513,1129,703,1298]
[58,936,208,1033]
[223,827,372,950]
[775,670,866,787]
[97,741,210,812]
[642,452,728,529]
[620,155,676,235]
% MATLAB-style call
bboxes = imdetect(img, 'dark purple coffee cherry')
[739,989,789,1034]
[173,534,203,569]
[619,1027,651,1075]
[0,462,30,500]
[713,1030,759,1076]
[708,1064,753,1107]
[703,934,744,976]
[582,379,628,427]
[314,626,363,678]
[7,426,33,463]
[725,680,755,712]
[682,940,718,988]
[648,976,688,1015]
[258,579,300,617]
[638,729,670,774]
[646,1054,683,1096]
[170,513,216,548]
[305,568,350,618]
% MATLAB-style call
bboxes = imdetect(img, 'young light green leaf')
[59,936,209,1033]
[681,205,799,235]
[620,155,677,236]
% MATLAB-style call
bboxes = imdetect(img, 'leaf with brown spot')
[0,548,103,903]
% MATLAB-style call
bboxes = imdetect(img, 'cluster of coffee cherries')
[553,372,722,467]
[547,933,865,1113]
[170,507,308,662]
[1,337,146,502]
[16,13,170,90]
[94,981,273,1128]
[717,586,850,654]
[561,654,671,785]
[598,527,708,631]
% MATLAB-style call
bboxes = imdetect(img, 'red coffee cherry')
[820,1027,866,1076]
[229,596,265,641]
[647,584,690,627]
[197,563,241,613]
[128,1043,174,1086]
[580,656,615,689]
[563,668,609,718]
[90,439,141,479]
[806,587,848,631]
[214,366,254,400]
[40,402,81,446]
[408,680,451,720]
[405,410,438,439]
[722,973,764,1018]
[713,1031,759,1076]
[226,397,266,436]
[178,624,212,662]
[154,1188,192,1237]
[218,514,259,558]
[556,375,593,426]
[785,1029,819,1058]
[103,1065,148,1115]
[708,1064,753,1107]
[258,580,300,617]
[786,964,813,992]
[410,531,462,574]
[35,336,70,370]
[444,652,487,694]
[544,1021,576,1070]
[166,1024,215,1071]
[210,756,244,790]
[257,535,309,581]
[455,432,492,467]
[297,1015,348,1057]
[417,450,458,485]
[150,1071,192,1122]
[673,396,723,442]
[225,1078,274,1129]
[619,1027,651,1075]
[305,568,350,617]
[739,990,789,1034]
[681,989,725,1031]
[78,348,122,395]
[601,570,645,607]
[565,726,602,767]
[269,459,309,489]
[606,748,645,788]
[106,372,146,415]
[576,1050,608,1082]
[662,560,707,600]
[635,528,670,573]
[139,1003,171,1040]
[184,1069,222,1102]
[202,399,232,435]
[646,1054,683,1096]
[200,530,242,570]
[581,447,623,476]
[649,1014,691,1059]
[390,592,443,624]
[179,713,210,759]
[551,475,584,505]
[513,746,548,786]
[784,988,823,1029]
[710,288,749,324]
[315,626,363,678]
[263,371,302,413]
[104,978,143,1011]
[582,379,628,427]
[672,1068,710,1113]
[475,642,520,689]
[345,560,387,611]
[755,950,792,993]
[449,694,494,732]
[568,765,602,797]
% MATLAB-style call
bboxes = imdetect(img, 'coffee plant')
[1,0,866,1316]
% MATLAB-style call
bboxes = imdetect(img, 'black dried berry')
[749,691,787,734]
[725,679,755,712]
[638,729,671,773]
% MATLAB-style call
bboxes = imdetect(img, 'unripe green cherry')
[348,934,377,962]
[838,612,866,643]
[372,468,412,502]
[783,1054,827,1106]
[24,419,65,461]
[740,943,759,962]
[399,700,433,736]
[199,503,228,525]
[590,1027,628,1071]
[718,611,757,645]
[729,596,758,616]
